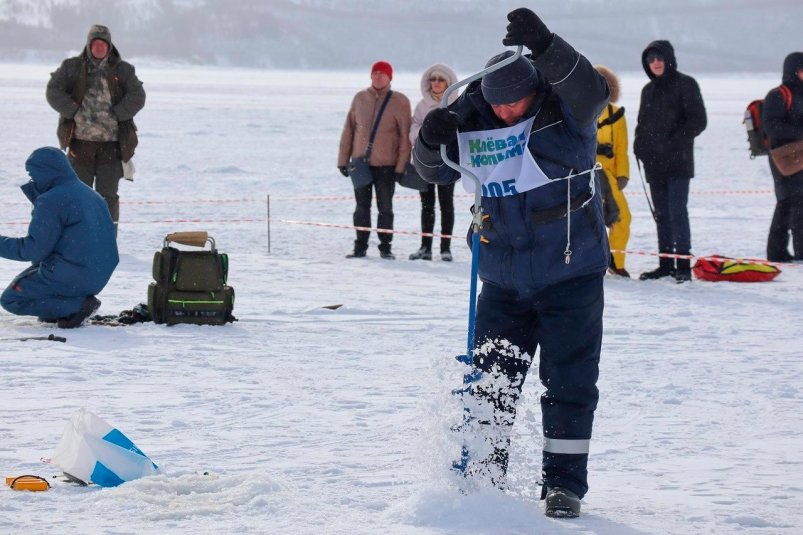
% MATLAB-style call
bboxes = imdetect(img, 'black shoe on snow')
[441,250,453,262]
[639,266,675,280]
[674,269,692,283]
[57,296,101,329]
[608,266,630,278]
[380,251,396,260]
[346,249,367,258]
[409,247,432,260]
[544,487,581,518]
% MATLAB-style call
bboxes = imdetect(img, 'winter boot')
[57,296,101,329]
[608,254,630,277]
[378,242,395,260]
[345,240,368,258]
[409,246,432,260]
[639,256,675,280]
[441,250,453,262]
[674,258,692,282]
[543,486,581,518]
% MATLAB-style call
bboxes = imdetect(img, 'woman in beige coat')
[409,63,459,261]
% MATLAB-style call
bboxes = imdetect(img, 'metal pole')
[267,194,271,254]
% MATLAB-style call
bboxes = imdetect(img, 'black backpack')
[147,232,235,325]
[744,85,792,158]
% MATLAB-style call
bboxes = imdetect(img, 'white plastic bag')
[122,158,135,181]
[51,408,159,487]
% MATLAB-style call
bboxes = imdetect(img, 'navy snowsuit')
[413,35,609,498]
[0,147,118,319]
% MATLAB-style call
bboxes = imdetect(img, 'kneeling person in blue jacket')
[413,8,609,518]
[0,147,119,328]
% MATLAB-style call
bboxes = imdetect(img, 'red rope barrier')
[0,188,775,208]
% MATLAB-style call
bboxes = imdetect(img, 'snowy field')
[0,61,801,534]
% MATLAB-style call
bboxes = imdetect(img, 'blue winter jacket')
[413,35,610,295]
[0,147,118,294]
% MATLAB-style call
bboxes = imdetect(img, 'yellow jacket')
[596,103,629,182]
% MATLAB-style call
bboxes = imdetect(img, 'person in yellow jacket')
[595,65,632,277]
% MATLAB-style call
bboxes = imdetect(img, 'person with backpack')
[337,61,412,260]
[633,40,707,282]
[595,65,632,277]
[413,7,609,518]
[0,147,118,328]
[763,52,803,262]
[408,63,459,262]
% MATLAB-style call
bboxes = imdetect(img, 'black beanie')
[481,51,540,105]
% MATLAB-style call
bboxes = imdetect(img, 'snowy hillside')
[0,60,801,534]
[0,0,801,72]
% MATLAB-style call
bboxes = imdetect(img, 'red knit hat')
[371,61,393,80]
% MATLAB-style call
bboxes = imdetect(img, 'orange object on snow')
[5,475,50,491]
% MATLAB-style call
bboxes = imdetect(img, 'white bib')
[457,116,551,197]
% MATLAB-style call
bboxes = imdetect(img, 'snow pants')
[649,177,691,263]
[0,265,86,319]
[470,272,604,499]
[353,166,395,254]
[606,173,631,270]
[767,195,803,261]
[418,183,455,253]
[68,139,123,226]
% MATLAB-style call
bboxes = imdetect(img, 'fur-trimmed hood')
[594,65,620,103]
[419,63,459,106]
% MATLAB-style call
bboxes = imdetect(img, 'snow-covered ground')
[0,62,801,534]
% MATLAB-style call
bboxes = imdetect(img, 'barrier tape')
[609,248,796,268]
[277,218,799,269]
[2,218,265,226]
[0,188,775,208]
[277,218,455,239]
[1,213,797,269]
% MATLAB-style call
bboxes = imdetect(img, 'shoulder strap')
[365,90,393,158]
[779,85,792,112]
[597,105,625,129]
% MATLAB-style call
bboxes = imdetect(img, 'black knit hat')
[481,51,540,105]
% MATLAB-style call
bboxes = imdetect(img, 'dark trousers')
[649,178,691,263]
[470,273,604,499]
[68,139,123,224]
[0,266,85,319]
[419,183,455,252]
[767,195,803,261]
[353,166,395,253]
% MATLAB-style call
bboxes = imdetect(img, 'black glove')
[420,108,460,148]
[502,8,553,57]
[338,165,349,177]
[395,172,404,181]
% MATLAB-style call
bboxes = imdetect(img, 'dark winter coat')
[46,36,145,162]
[763,51,803,200]
[413,35,610,295]
[633,40,707,182]
[0,147,119,295]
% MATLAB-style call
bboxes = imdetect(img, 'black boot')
[675,258,692,282]
[409,246,432,260]
[639,256,675,280]
[544,487,581,518]
[346,240,368,258]
[57,296,101,329]
[378,243,395,260]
